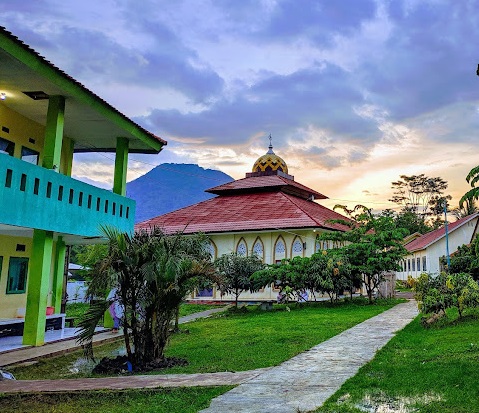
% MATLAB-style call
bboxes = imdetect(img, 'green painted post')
[113,137,129,196]
[63,137,75,176]
[43,95,65,170]
[23,230,54,346]
[52,237,66,313]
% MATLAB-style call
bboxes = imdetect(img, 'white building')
[136,141,351,301]
[396,213,479,280]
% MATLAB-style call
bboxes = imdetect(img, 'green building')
[0,27,166,346]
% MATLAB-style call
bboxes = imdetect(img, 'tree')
[451,197,479,219]
[72,244,108,279]
[415,272,479,319]
[460,165,479,209]
[250,251,353,303]
[447,234,479,280]
[319,205,408,303]
[389,174,451,232]
[215,253,265,308]
[77,227,219,368]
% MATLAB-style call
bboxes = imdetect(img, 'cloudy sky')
[3,0,479,211]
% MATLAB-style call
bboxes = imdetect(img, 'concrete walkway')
[0,302,418,413]
[0,306,229,367]
[200,300,418,413]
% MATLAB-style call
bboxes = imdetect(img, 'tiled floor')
[0,327,104,353]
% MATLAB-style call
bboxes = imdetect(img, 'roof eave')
[0,27,166,153]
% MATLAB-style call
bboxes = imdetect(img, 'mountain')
[127,163,234,223]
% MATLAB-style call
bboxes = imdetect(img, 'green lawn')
[316,308,479,413]
[0,387,233,413]
[10,298,401,380]
[64,302,222,327]
[178,303,223,317]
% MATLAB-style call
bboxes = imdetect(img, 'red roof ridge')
[405,213,479,252]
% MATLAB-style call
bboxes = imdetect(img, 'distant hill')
[127,163,234,223]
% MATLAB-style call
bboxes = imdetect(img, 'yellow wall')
[0,234,57,318]
[0,102,73,173]
[0,102,45,163]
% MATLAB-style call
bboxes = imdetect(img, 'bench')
[0,314,66,338]
[65,317,76,328]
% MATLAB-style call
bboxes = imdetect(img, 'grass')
[178,303,223,317]
[0,387,233,413]
[64,302,222,327]
[10,298,402,380]
[316,307,479,413]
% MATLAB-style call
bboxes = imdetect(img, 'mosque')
[136,139,350,301]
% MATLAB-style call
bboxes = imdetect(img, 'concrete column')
[23,229,54,346]
[52,237,66,313]
[43,95,65,170]
[62,137,75,176]
[113,137,129,196]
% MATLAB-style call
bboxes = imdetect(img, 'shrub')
[414,272,479,320]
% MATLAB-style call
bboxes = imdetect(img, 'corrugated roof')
[405,213,479,252]
[0,26,166,148]
[135,191,350,234]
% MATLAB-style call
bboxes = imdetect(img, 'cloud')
[360,1,479,120]
[140,63,380,147]
[2,3,224,104]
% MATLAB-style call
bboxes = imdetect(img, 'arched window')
[274,236,286,263]
[236,238,248,256]
[291,236,304,258]
[252,237,264,261]
[209,240,217,260]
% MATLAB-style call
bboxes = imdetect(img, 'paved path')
[0,301,418,413]
[200,300,418,413]
[0,369,270,393]
[0,306,229,368]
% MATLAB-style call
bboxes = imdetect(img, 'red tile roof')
[405,213,479,252]
[135,191,350,234]
[206,175,327,200]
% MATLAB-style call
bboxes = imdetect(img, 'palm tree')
[77,227,219,367]
[451,198,479,219]
[460,165,479,211]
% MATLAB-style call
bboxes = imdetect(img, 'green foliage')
[71,244,108,280]
[251,250,353,303]
[448,234,479,280]
[0,387,233,413]
[414,272,479,318]
[460,164,479,209]
[320,205,408,303]
[77,227,219,367]
[214,253,265,307]
[389,174,450,224]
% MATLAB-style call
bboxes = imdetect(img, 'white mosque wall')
[191,228,336,301]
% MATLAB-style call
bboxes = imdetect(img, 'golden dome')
[252,138,288,174]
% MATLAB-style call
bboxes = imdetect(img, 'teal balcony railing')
[0,153,135,237]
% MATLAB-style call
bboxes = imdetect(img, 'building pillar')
[113,137,129,196]
[62,137,75,176]
[52,237,66,313]
[23,230,54,346]
[43,95,65,170]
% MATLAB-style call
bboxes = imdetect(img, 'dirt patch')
[92,355,188,375]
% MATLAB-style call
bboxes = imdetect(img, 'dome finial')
[267,134,274,154]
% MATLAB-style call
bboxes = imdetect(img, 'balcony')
[0,153,135,237]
